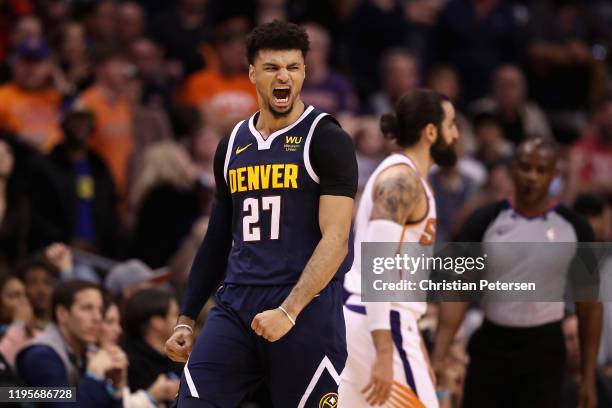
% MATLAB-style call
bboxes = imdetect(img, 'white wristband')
[173,324,194,333]
[278,306,296,326]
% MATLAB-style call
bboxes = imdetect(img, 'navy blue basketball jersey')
[222,105,343,285]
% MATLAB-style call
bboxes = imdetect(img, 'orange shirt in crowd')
[79,85,133,197]
[181,68,258,118]
[0,83,62,151]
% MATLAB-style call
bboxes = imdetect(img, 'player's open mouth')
[272,87,291,107]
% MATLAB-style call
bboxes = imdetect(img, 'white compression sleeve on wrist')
[363,219,404,332]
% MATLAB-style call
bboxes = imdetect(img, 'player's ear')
[248,64,255,84]
[424,123,437,145]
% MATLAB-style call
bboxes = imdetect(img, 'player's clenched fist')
[165,327,194,362]
[251,308,295,342]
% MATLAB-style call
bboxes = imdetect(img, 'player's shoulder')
[309,113,354,154]
[457,199,510,242]
[372,163,422,201]
[468,199,510,225]
[313,114,346,138]
[553,204,595,242]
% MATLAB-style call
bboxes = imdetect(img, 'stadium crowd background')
[0,0,611,406]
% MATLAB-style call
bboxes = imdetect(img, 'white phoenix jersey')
[344,153,436,318]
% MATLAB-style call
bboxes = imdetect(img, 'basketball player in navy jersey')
[164,21,357,407]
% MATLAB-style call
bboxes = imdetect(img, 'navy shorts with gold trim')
[178,280,346,408]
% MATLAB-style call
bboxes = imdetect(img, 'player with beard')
[339,89,459,408]
[164,21,358,407]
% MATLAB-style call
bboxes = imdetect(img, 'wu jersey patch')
[284,135,303,152]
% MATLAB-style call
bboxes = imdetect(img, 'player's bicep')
[319,195,353,241]
[370,168,420,224]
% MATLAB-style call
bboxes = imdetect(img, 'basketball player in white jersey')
[339,89,460,408]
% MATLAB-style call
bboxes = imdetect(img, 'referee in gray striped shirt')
[432,138,602,408]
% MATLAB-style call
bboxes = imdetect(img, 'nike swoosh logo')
[235,143,253,155]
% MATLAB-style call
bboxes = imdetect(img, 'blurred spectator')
[427,64,476,154]
[100,296,180,407]
[256,0,288,24]
[0,271,24,394]
[0,139,28,268]
[167,215,209,298]
[568,97,612,200]
[472,112,514,168]
[427,64,461,104]
[430,164,479,242]
[87,0,118,47]
[368,48,418,115]
[181,15,256,133]
[16,279,127,406]
[429,0,522,104]
[28,108,118,256]
[471,64,552,145]
[127,73,174,198]
[0,0,34,61]
[190,124,219,191]
[150,0,209,78]
[0,38,62,152]
[117,2,146,46]
[452,162,514,237]
[129,37,174,112]
[0,15,43,84]
[300,23,357,116]
[122,288,182,397]
[104,259,169,302]
[0,273,37,366]
[16,254,59,330]
[346,0,408,100]
[53,22,92,95]
[78,47,134,199]
[402,0,446,63]
[527,0,609,128]
[353,117,386,191]
[129,141,202,269]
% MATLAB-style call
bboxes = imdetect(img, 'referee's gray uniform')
[458,199,594,408]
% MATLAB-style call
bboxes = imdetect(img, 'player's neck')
[512,195,552,216]
[256,100,306,139]
[401,147,432,179]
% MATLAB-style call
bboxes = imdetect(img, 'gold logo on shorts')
[319,392,338,408]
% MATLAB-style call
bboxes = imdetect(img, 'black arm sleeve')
[557,206,599,301]
[309,117,358,198]
[456,200,509,242]
[180,136,233,319]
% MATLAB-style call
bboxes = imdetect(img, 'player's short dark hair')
[246,20,309,65]
[52,279,101,323]
[516,136,559,158]
[380,89,450,148]
[573,193,606,217]
[123,288,174,338]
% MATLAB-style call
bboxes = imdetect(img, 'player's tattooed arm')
[370,166,421,224]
